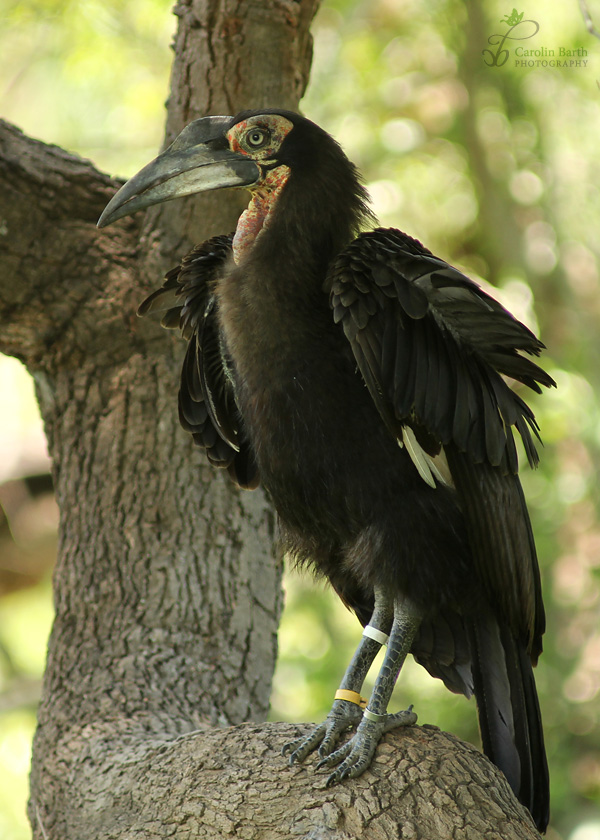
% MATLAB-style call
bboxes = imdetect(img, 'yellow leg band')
[335,689,367,709]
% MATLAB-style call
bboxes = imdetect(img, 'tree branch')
[37,721,541,839]
[0,119,134,362]
[579,0,600,39]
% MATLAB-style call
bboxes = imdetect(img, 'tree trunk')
[0,1,541,837]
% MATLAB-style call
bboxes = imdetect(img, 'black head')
[98,110,372,238]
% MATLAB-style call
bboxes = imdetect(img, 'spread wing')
[138,234,259,489]
[328,227,554,653]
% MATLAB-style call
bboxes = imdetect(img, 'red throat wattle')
[232,166,290,264]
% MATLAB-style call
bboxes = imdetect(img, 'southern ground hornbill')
[98,110,553,831]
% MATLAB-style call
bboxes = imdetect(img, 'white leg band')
[363,707,388,722]
[362,625,390,646]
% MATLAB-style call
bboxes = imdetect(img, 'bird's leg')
[282,586,395,765]
[317,596,422,786]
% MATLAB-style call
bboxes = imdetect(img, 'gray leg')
[317,596,422,785]
[282,586,395,764]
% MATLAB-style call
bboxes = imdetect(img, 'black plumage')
[139,234,259,487]
[99,109,553,831]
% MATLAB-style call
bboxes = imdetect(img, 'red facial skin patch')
[232,165,290,264]
[227,114,293,161]
[226,114,294,264]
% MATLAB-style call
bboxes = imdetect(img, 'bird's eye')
[245,128,269,148]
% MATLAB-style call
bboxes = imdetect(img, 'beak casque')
[97,115,261,228]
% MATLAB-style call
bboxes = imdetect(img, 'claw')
[316,739,352,771]
[321,706,417,785]
[317,727,349,760]
[382,706,418,733]
[325,770,343,787]
[282,723,328,764]
[281,699,363,768]
[326,764,351,786]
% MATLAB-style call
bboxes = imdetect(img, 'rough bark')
[37,722,541,840]
[0,1,542,837]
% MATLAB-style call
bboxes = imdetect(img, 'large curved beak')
[97,116,261,228]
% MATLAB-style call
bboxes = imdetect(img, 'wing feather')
[328,227,553,650]
[138,233,259,489]
[328,227,555,474]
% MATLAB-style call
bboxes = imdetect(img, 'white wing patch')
[400,426,454,489]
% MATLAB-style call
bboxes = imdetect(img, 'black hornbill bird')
[98,110,553,831]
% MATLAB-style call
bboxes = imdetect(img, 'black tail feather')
[516,638,550,831]
[470,614,549,833]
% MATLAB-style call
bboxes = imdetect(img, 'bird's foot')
[282,699,364,765]
[317,706,417,786]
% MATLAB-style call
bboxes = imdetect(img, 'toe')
[282,724,327,763]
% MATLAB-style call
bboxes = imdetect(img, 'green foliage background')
[1,1,600,838]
